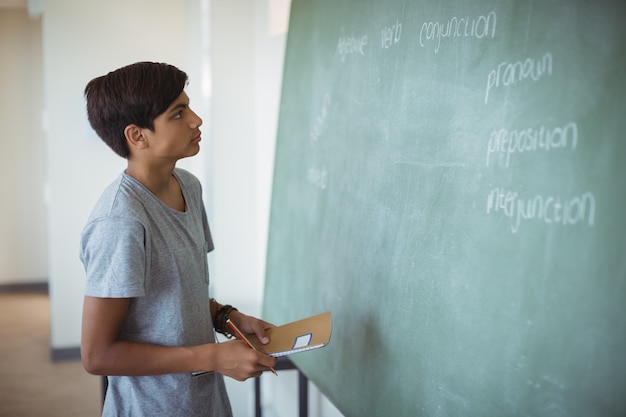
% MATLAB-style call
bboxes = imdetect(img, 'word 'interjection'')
[486,188,595,234]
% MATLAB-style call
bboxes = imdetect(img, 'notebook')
[248,311,332,357]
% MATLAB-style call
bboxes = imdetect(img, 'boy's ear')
[124,124,148,150]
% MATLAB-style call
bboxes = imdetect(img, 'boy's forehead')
[167,91,190,109]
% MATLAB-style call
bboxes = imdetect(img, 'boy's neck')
[125,161,186,212]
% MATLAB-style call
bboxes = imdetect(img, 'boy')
[80,61,277,416]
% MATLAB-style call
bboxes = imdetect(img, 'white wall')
[42,0,191,351]
[0,9,47,285]
[209,0,261,311]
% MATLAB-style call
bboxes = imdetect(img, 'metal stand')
[255,357,308,417]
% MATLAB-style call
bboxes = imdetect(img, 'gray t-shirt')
[80,168,232,417]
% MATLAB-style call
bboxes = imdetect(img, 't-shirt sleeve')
[80,216,148,298]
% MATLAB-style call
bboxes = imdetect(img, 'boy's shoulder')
[88,172,150,220]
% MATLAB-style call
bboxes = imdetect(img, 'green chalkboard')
[263,1,626,416]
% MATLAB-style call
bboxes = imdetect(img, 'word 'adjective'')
[336,35,368,62]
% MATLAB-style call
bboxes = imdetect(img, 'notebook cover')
[248,311,332,357]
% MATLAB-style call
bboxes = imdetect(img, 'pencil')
[226,319,278,376]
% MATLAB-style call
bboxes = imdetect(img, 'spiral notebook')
[248,311,332,357]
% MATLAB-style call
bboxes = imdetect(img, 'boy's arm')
[81,296,277,380]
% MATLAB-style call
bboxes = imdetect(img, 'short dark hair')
[84,62,188,158]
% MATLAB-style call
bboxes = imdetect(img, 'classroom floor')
[0,292,101,417]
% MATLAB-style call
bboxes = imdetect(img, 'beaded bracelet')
[213,303,238,338]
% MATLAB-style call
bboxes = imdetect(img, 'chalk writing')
[419,11,496,54]
[486,122,578,167]
[381,19,402,49]
[310,93,332,145]
[336,35,368,62]
[307,93,332,190]
[307,166,328,189]
[486,188,595,233]
[485,53,553,104]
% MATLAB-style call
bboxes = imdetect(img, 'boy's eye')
[169,102,189,119]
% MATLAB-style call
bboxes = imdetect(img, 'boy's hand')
[212,340,277,381]
[229,311,274,345]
